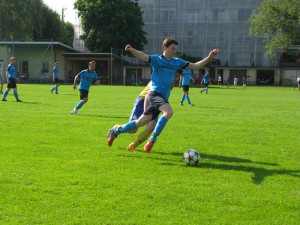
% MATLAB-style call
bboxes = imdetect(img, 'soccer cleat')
[144,140,155,153]
[107,125,119,147]
[2,99,7,101]
[180,103,183,106]
[189,103,194,107]
[127,143,137,152]
[71,108,78,115]
[50,89,53,94]
[16,99,22,102]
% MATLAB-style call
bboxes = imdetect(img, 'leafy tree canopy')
[75,0,147,52]
[250,0,300,58]
[0,0,74,47]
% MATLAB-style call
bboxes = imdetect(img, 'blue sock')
[55,86,58,94]
[13,90,19,100]
[51,86,56,91]
[186,96,191,104]
[2,90,9,99]
[202,88,206,92]
[115,121,137,135]
[150,115,168,142]
[206,89,208,94]
[75,100,84,110]
[181,95,185,103]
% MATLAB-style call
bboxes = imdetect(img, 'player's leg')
[71,89,88,114]
[2,87,11,101]
[13,87,21,102]
[127,119,157,151]
[107,114,152,147]
[144,102,173,153]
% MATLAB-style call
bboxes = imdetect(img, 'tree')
[0,0,74,47]
[249,0,300,58]
[75,0,147,52]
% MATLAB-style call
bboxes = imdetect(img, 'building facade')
[138,0,300,85]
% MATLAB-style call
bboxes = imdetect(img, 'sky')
[43,0,78,25]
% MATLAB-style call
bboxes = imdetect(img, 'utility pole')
[62,7,67,21]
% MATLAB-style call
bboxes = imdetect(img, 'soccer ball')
[183,149,200,166]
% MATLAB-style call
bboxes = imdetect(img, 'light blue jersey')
[7,64,17,79]
[203,73,210,84]
[53,66,59,78]
[148,54,188,100]
[181,69,193,86]
[78,69,99,91]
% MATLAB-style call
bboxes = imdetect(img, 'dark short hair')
[89,61,96,65]
[162,38,178,48]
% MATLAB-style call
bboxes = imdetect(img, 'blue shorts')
[79,89,89,100]
[144,91,168,120]
[129,96,144,121]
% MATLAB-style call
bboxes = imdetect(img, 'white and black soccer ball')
[183,149,200,166]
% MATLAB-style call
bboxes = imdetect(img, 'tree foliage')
[0,0,74,47]
[249,0,300,58]
[75,0,147,52]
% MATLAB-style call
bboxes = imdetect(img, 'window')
[41,62,49,73]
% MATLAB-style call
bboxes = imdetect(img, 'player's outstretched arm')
[125,44,149,62]
[73,74,80,90]
[187,49,220,70]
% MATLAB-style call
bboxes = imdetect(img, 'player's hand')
[95,80,100,85]
[73,84,77,90]
[125,44,132,52]
[209,49,220,59]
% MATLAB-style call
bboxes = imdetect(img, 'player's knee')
[128,128,138,134]
[164,109,173,119]
[83,98,88,103]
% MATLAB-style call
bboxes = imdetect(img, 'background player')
[71,61,100,115]
[50,62,60,94]
[179,69,195,106]
[200,70,211,94]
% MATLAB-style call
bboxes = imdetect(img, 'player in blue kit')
[200,70,211,94]
[50,62,60,94]
[107,38,220,152]
[2,57,22,102]
[179,69,195,106]
[71,61,100,115]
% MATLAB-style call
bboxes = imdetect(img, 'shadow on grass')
[126,150,299,185]
[78,114,128,119]
[199,162,300,184]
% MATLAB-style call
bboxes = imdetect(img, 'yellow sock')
[132,129,151,147]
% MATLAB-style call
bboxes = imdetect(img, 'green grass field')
[0,84,299,225]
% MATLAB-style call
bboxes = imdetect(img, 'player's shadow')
[154,151,299,184]
[198,162,300,184]
[78,114,128,119]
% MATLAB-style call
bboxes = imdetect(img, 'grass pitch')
[0,84,299,224]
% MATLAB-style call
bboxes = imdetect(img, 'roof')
[0,41,77,52]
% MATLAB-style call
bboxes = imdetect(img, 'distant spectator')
[243,77,247,89]
[234,76,238,88]
[297,75,300,90]
[227,78,230,89]
[218,74,222,85]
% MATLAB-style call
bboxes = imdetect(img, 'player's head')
[10,57,16,64]
[162,38,178,59]
[88,61,96,72]
[54,62,58,66]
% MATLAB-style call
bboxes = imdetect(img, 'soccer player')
[0,77,4,94]
[50,62,60,94]
[127,81,158,151]
[233,76,238,88]
[179,69,195,106]
[2,57,22,102]
[71,61,100,115]
[242,77,247,89]
[107,37,220,152]
[200,70,211,94]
